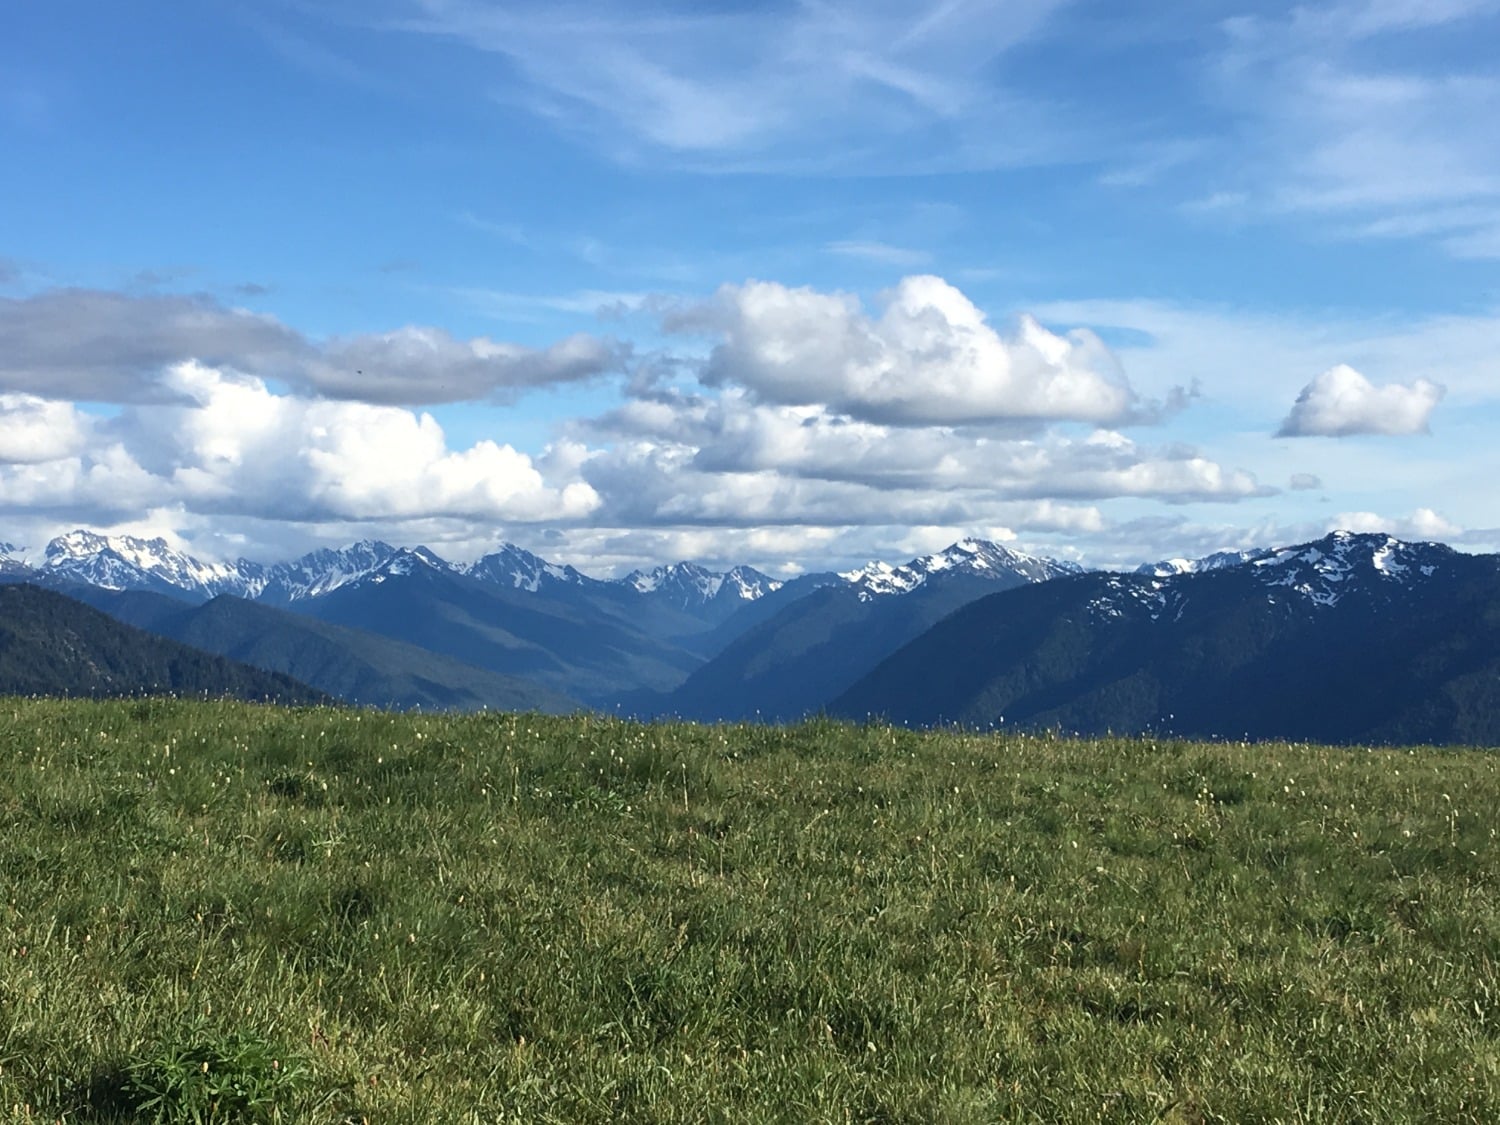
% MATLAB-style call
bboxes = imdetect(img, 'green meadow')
[0,698,1496,1122]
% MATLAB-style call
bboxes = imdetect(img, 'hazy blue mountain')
[642,541,1079,721]
[75,587,576,714]
[289,560,701,705]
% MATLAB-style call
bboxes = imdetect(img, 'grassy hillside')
[1,700,1496,1122]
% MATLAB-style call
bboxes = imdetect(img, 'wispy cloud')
[456,210,531,246]
[824,240,933,268]
[238,8,380,89]
[1198,0,1500,256]
[455,287,659,325]
[384,0,1078,172]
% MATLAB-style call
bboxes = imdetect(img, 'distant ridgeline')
[0,585,327,704]
[2,529,1497,745]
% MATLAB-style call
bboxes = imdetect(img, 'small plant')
[120,1026,308,1124]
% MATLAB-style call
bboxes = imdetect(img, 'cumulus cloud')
[0,362,600,528]
[579,435,1117,533]
[0,287,624,405]
[669,276,1179,427]
[1278,363,1444,436]
[1289,472,1323,491]
[0,274,1331,569]
[0,394,91,463]
[583,391,1265,505]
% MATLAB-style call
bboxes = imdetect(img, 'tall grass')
[0,698,1495,1121]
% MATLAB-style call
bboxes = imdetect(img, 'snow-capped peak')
[627,561,721,599]
[1248,530,1449,607]
[623,561,782,609]
[841,538,1078,597]
[371,546,447,579]
[257,540,407,602]
[720,565,782,602]
[1089,531,1456,622]
[1136,548,1260,578]
[463,544,594,593]
[40,530,261,598]
[0,541,33,577]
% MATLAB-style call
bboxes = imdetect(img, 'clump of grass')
[117,1025,309,1124]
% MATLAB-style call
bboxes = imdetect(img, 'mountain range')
[833,532,1500,746]
[2,532,784,619]
[3,528,1498,745]
[641,540,1079,722]
[1,530,1063,711]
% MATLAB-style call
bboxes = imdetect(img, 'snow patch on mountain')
[348,546,450,588]
[1136,549,1260,578]
[1088,575,1175,623]
[0,542,33,577]
[1096,531,1453,620]
[842,538,1078,599]
[1135,532,1453,611]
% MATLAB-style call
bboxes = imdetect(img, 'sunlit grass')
[1,698,1496,1121]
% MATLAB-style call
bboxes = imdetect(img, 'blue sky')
[2,0,1498,573]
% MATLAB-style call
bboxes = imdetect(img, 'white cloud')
[11,265,1487,570]
[0,362,600,529]
[585,390,1263,505]
[1032,297,1500,412]
[1278,364,1444,437]
[673,276,1172,426]
[0,394,91,463]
